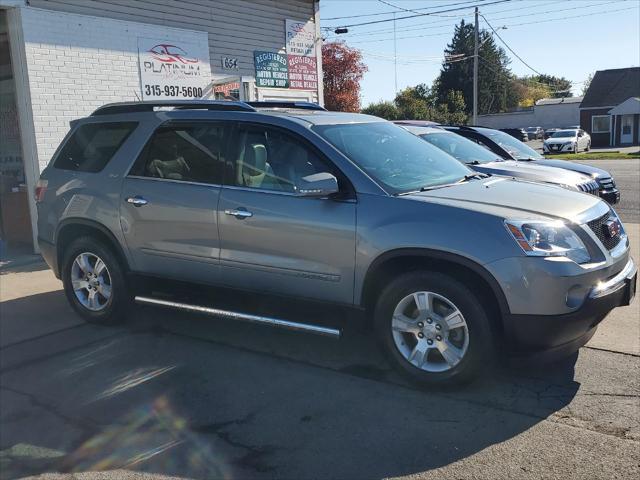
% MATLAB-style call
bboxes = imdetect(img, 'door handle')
[224,208,253,219]
[126,196,148,207]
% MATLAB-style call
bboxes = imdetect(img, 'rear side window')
[54,122,137,172]
[129,123,227,185]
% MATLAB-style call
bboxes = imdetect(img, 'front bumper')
[599,187,620,204]
[506,258,637,355]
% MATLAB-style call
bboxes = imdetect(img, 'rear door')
[217,122,357,304]
[120,121,230,284]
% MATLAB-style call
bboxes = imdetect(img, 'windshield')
[484,129,543,160]
[525,127,538,132]
[551,130,578,138]
[313,122,472,194]
[420,132,500,164]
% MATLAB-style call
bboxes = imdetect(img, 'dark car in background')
[444,125,620,204]
[397,123,600,195]
[525,126,544,140]
[500,128,528,142]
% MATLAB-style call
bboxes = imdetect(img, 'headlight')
[505,220,590,264]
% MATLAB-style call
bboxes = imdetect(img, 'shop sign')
[138,37,211,100]
[288,55,318,90]
[286,19,316,57]
[213,81,240,99]
[253,51,289,88]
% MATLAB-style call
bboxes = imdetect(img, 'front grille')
[597,177,616,190]
[587,211,623,251]
[578,180,600,196]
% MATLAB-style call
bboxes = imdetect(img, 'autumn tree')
[322,41,368,112]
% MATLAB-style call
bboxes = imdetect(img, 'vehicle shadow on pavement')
[0,291,581,479]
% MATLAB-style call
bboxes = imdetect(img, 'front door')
[621,115,634,144]
[120,122,230,284]
[218,123,357,304]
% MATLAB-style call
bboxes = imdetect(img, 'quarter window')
[130,124,227,185]
[591,115,610,133]
[229,125,332,193]
[54,122,137,172]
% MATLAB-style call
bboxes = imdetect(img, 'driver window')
[131,124,226,184]
[230,125,331,193]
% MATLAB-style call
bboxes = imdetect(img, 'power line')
[334,0,616,38]
[327,3,637,44]
[324,0,489,21]
[480,13,543,76]
[331,0,511,29]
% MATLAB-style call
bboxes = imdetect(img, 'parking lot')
[1,159,638,480]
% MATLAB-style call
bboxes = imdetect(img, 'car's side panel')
[352,192,522,305]
[218,188,357,303]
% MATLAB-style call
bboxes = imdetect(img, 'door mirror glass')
[296,172,339,197]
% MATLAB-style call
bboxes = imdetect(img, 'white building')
[477,96,583,131]
[0,0,322,254]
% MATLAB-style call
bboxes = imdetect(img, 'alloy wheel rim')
[391,291,469,373]
[71,252,112,311]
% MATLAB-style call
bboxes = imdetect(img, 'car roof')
[398,125,448,135]
[88,100,383,127]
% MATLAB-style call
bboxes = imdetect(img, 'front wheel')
[61,236,129,324]
[374,272,494,386]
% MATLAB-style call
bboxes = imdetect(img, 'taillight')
[35,179,48,202]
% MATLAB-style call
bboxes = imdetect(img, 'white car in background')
[543,129,591,154]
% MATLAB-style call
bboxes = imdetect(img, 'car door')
[120,121,230,284]
[217,122,357,304]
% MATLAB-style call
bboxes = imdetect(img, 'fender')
[360,247,511,319]
[55,218,131,271]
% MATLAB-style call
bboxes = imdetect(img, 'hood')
[404,176,602,222]
[471,160,591,187]
[544,137,576,145]
[534,159,611,180]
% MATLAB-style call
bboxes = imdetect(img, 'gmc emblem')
[603,219,621,238]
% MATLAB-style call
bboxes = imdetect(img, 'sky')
[319,0,640,107]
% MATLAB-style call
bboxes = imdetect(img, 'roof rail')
[91,100,256,116]
[245,101,327,111]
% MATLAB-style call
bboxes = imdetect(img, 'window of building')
[130,123,227,185]
[591,115,610,133]
[230,125,332,193]
[54,122,137,172]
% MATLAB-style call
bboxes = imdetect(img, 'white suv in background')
[544,129,591,154]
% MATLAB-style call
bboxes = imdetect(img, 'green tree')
[529,74,573,98]
[581,72,594,96]
[361,83,468,124]
[435,20,517,115]
[361,100,400,120]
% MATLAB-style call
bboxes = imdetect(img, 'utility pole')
[393,12,398,94]
[473,6,479,125]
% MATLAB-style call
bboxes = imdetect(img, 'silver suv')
[36,101,637,385]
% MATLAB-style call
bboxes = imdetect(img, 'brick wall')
[20,7,209,172]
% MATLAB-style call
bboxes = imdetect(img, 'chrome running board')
[134,296,341,338]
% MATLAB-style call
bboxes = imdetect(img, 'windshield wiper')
[457,173,489,183]
[465,160,481,165]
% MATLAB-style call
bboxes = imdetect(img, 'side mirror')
[296,172,339,198]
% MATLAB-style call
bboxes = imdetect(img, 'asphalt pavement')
[0,159,638,480]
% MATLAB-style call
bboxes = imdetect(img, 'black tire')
[61,236,129,324]
[585,141,590,152]
[374,271,494,386]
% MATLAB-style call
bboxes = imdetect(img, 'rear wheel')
[585,141,591,152]
[61,236,129,324]
[374,271,493,385]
